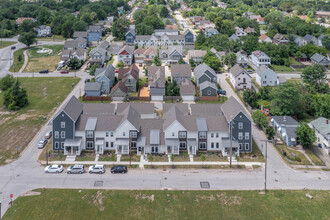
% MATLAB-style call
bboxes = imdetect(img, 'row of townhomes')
[52,96,252,157]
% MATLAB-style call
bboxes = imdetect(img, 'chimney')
[326,119,329,124]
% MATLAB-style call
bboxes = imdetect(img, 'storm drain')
[94,181,104,187]
[200,181,210,189]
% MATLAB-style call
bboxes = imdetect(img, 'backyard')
[24,45,63,72]
[3,189,330,220]
[0,77,80,165]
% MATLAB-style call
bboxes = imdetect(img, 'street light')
[260,139,268,193]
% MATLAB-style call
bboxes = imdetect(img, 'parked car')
[44,130,52,139]
[39,69,49,74]
[111,165,127,174]
[247,70,253,74]
[38,139,48,149]
[11,46,16,50]
[139,63,142,67]
[67,164,85,174]
[217,89,226,95]
[60,70,69,74]
[84,79,90,83]
[44,165,64,173]
[88,165,105,174]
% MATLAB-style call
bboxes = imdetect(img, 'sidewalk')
[18,49,28,73]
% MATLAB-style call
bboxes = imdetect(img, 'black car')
[111,165,127,174]
[39,69,49,74]
[11,46,16,50]
[84,79,90,83]
[217,89,226,95]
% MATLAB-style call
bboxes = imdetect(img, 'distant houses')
[35,25,51,37]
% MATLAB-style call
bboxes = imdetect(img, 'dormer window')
[130,131,137,138]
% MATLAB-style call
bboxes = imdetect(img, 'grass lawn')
[75,152,96,161]
[274,143,311,166]
[0,77,80,166]
[9,48,26,72]
[0,41,16,49]
[172,153,190,162]
[239,139,265,162]
[270,65,295,72]
[98,151,116,161]
[289,57,301,65]
[148,154,169,162]
[194,152,227,162]
[304,148,325,166]
[195,96,228,104]
[120,154,140,162]
[24,45,63,72]
[38,140,66,162]
[107,55,115,65]
[4,189,330,220]
[36,35,66,41]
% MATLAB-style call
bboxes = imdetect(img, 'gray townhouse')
[148,66,166,101]
[194,63,217,96]
[95,63,116,94]
[159,46,183,64]
[52,96,252,157]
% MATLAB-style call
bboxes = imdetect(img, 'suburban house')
[318,34,325,47]
[210,48,226,63]
[251,50,271,67]
[244,27,256,34]
[235,27,247,37]
[184,29,195,45]
[134,48,157,65]
[118,64,139,92]
[291,34,304,46]
[159,46,183,64]
[84,82,102,97]
[16,17,36,25]
[52,96,252,156]
[259,34,272,43]
[73,31,88,48]
[272,116,299,146]
[148,66,166,101]
[160,34,185,46]
[64,40,79,50]
[310,53,330,67]
[187,50,207,65]
[125,29,136,46]
[303,34,319,45]
[60,48,86,63]
[199,81,217,96]
[242,12,253,19]
[309,117,330,155]
[110,81,128,101]
[135,34,159,47]
[272,33,289,45]
[87,25,103,42]
[217,1,227,9]
[180,79,195,101]
[166,25,178,30]
[204,27,219,37]
[89,44,111,66]
[194,63,217,96]
[256,65,278,87]
[171,64,191,85]
[35,25,51,37]
[95,64,116,94]
[236,50,249,68]
[229,64,251,90]
[118,45,134,66]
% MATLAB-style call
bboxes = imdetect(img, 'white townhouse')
[229,64,251,90]
[251,50,271,67]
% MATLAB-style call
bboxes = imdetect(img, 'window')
[211,143,214,148]
[211,133,214,138]
[61,122,65,128]
[61,131,65,139]
[131,141,137,149]
[207,90,211,95]
[106,132,109,137]
[111,132,113,137]
[216,143,219,148]
[55,142,59,149]
[87,141,93,149]
[123,132,126,136]
[245,143,249,150]
[179,142,186,149]
[172,132,175,137]
[199,142,206,149]
[239,143,243,150]
[106,142,109,147]
[86,131,93,138]
[238,132,243,140]
[216,133,219,138]
[130,131,137,138]
[199,132,207,139]
[111,142,114,147]
[61,142,64,149]
[55,131,59,138]
[245,132,249,140]
[179,131,186,138]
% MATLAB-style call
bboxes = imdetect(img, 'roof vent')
[283,116,286,121]
[326,119,329,124]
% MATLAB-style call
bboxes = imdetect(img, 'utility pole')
[261,140,268,193]
[129,135,132,167]
[0,200,2,220]
[229,120,233,168]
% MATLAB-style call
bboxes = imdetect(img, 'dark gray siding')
[232,112,252,153]
[52,111,75,151]
[185,32,194,43]
[198,74,210,86]
[201,87,217,96]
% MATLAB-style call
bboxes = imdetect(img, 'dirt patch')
[43,87,47,97]
[89,191,105,211]
[15,114,35,121]
[135,193,154,202]
[22,191,41,197]
[216,193,242,205]
[24,55,60,72]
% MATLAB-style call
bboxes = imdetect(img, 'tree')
[296,122,316,148]
[241,35,259,54]
[242,89,259,108]
[18,54,23,63]
[68,57,82,70]
[0,74,15,91]
[38,7,52,25]
[178,57,185,64]
[265,125,275,140]
[160,6,169,18]
[89,64,98,76]
[166,79,180,96]
[302,64,328,94]
[73,20,88,31]
[153,56,161,66]
[117,62,124,68]
[18,32,37,48]
[112,17,130,40]
[202,51,220,71]
[223,52,236,67]
[189,58,196,68]
[3,79,28,111]
[321,35,330,50]
[252,110,268,128]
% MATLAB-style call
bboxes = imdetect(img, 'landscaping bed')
[75,152,96,161]
[120,154,140,162]
[38,140,66,162]
[171,152,190,162]
[147,154,169,162]
[275,143,311,165]
[98,151,116,162]
[239,139,265,162]
[193,152,227,162]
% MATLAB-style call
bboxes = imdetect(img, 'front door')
[151,146,158,154]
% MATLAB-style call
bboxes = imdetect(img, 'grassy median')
[3,189,330,220]
[0,41,16,49]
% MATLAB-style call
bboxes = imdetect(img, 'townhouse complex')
[52,96,252,157]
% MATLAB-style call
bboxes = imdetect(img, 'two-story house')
[184,29,195,45]
[310,53,330,67]
[35,25,51,37]
[89,47,110,66]
[87,25,104,42]
[272,116,299,146]
[148,66,166,101]
[259,34,272,43]
[118,64,139,92]
[256,65,278,87]
[187,50,207,65]
[251,50,271,67]
[135,34,159,47]
[171,64,191,85]
[118,46,134,66]
[229,64,251,90]
[273,33,289,45]
[94,64,116,94]
[125,29,136,46]
[309,117,330,155]
[160,34,185,46]
[159,46,183,64]
[194,63,217,96]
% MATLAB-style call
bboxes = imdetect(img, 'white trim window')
[239,143,243,150]
[216,143,219,148]
[179,131,186,138]
[61,142,64,149]
[245,143,249,150]
[179,142,186,149]
[55,142,59,149]
[199,142,206,149]
[130,131,137,138]
[245,132,249,140]
[106,132,109,137]
[86,131,93,138]
[238,132,243,140]
[55,131,59,138]
[199,132,207,139]
[211,133,214,138]
[211,143,214,148]
[238,122,243,129]
[61,122,65,128]
[110,132,114,137]
[61,131,65,139]
[86,141,94,149]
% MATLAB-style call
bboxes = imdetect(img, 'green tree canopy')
[3,79,28,111]
[296,122,316,148]
[166,79,180,96]
[252,110,269,128]
[0,74,15,91]
[202,51,220,71]
[18,32,37,48]
[302,64,328,94]
[153,56,161,66]
[112,17,130,40]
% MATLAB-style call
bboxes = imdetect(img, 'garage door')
[112,96,125,101]
[151,95,163,101]
[182,95,194,101]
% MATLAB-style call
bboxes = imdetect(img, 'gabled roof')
[221,96,251,122]
[230,64,250,78]
[62,96,84,122]
[199,81,217,91]
[310,117,330,139]
[310,53,330,63]
[74,31,88,38]
[171,64,191,78]
[272,116,298,126]
[89,46,107,57]
[191,104,222,116]
[85,82,101,91]
[252,50,269,59]
[95,64,115,81]
[180,79,195,95]
[119,105,140,130]
[83,103,115,115]
[187,50,207,58]
[110,81,128,95]
[118,64,139,81]
[194,63,216,81]
[256,65,277,78]
[118,45,134,55]
[116,103,155,115]
[64,40,78,49]
[259,34,270,41]
[163,105,186,130]
[99,41,110,49]
[134,48,147,55]
[163,103,189,114]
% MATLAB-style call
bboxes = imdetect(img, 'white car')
[88,165,105,174]
[38,139,48,149]
[44,165,64,173]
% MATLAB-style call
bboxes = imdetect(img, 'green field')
[3,189,330,220]
[0,77,80,165]
[270,65,295,72]
[9,48,26,72]
[0,41,16,49]
[27,45,63,58]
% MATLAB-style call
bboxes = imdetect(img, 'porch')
[221,138,240,157]
[64,138,82,156]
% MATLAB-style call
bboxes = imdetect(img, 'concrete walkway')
[18,49,28,73]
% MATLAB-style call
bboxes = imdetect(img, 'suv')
[88,165,105,174]
[67,165,85,174]
[44,130,52,139]
[217,89,226,95]
[39,69,49,74]
[38,139,48,149]
[111,165,127,174]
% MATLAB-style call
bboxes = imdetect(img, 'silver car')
[45,165,64,173]
[44,130,52,139]
[88,165,105,174]
[67,164,85,174]
[38,139,48,149]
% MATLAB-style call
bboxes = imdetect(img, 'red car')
[60,70,69,74]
